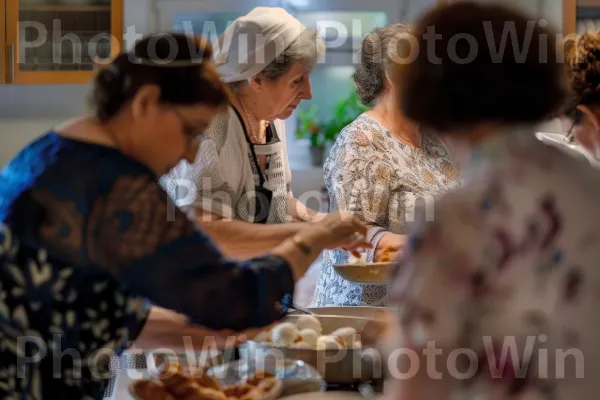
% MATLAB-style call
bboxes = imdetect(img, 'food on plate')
[294,315,322,334]
[316,335,345,350]
[130,380,176,400]
[347,252,367,264]
[192,371,223,392]
[375,245,399,262]
[290,341,313,349]
[330,327,358,348]
[130,361,281,400]
[346,244,398,264]
[271,322,299,347]
[298,329,319,347]
[255,317,362,350]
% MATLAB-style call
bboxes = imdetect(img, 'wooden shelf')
[19,4,110,12]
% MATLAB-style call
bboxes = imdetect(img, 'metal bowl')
[238,315,384,384]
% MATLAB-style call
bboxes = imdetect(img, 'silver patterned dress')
[311,114,461,306]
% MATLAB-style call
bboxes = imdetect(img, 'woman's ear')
[384,70,394,90]
[131,84,161,121]
[248,74,264,93]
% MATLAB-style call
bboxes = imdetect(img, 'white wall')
[0,0,567,168]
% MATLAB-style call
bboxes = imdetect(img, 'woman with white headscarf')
[163,7,330,258]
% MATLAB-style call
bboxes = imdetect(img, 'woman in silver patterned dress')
[311,24,462,307]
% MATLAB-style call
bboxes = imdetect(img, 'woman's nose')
[302,79,313,100]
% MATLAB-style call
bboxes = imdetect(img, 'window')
[296,11,388,52]
[171,12,242,39]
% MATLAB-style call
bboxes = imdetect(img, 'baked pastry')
[192,372,223,392]
[130,380,176,400]
[271,322,299,347]
[130,360,280,400]
[223,383,254,398]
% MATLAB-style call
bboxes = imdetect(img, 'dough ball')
[271,322,299,347]
[295,315,322,334]
[299,329,319,348]
[330,327,357,348]
[316,335,345,350]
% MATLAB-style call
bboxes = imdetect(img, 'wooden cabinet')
[1,0,6,83]
[564,0,577,34]
[3,0,123,84]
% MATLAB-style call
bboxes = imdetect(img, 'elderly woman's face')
[256,62,313,120]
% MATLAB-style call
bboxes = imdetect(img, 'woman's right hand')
[300,211,370,255]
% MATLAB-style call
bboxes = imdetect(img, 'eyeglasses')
[171,108,203,141]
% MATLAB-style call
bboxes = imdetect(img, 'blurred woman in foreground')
[0,34,367,399]
[387,2,600,399]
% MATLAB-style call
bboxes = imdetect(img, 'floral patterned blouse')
[311,114,461,306]
[389,126,600,399]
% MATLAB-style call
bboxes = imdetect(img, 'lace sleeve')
[39,173,294,331]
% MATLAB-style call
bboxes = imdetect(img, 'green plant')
[296,91,369,148]
[295,104,324,148]
[322,90,368,144]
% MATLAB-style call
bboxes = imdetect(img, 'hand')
[374,233,407,262]
[301,211,371,256]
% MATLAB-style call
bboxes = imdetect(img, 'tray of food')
[239,315,385,384]
[129,358,286,400]
[332,245,399,284]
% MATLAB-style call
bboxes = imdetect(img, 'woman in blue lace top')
[0,33,368,399]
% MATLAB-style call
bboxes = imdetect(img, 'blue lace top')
[0,132,294,399]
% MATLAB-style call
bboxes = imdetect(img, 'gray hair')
[230,29,325,89]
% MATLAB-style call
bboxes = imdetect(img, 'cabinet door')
[5,0,123,84]
[1,0,6,83]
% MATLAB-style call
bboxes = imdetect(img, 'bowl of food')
[287,306,396,319]
[129,357,285,400]
[332,245,398,284]
[239,315,385,384]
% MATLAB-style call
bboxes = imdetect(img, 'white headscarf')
[213,7,307,83]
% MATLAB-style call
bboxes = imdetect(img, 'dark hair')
[353,24,412,106]
[564,32,600,120]
[399,2,566,133]
[89,33,228,121]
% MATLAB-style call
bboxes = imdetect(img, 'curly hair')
[352,23,412,107]
[564,32,600,120]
